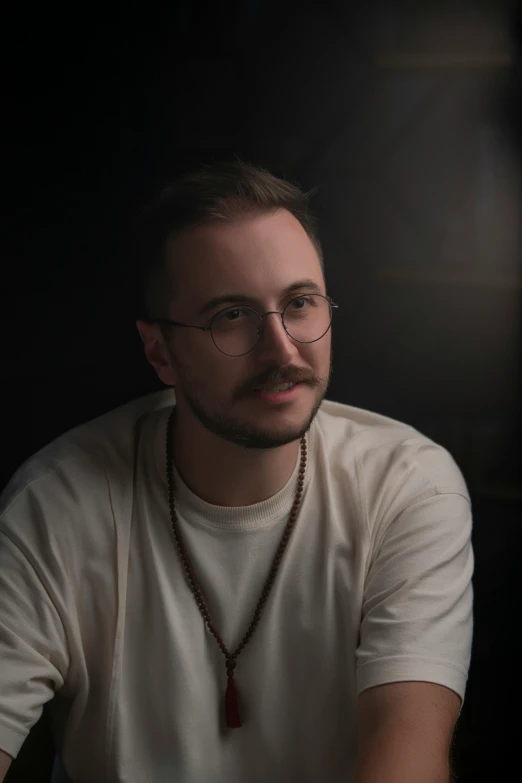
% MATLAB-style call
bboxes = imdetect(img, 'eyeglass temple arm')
[145,317,209,332]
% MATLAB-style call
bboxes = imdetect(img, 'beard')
[170,353,332,450]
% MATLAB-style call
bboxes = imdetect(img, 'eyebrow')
[197,279,324,317]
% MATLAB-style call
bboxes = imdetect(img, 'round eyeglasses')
[147,294,338,357]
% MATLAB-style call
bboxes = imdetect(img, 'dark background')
[2,1,521,780]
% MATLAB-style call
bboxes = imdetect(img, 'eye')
[212,306,255,332]
[288,296,313,309]
[223,307,248,321]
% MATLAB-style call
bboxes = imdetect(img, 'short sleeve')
[0,526,70,757]
[356,491,473,704]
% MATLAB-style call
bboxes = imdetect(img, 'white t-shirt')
[0,391,473,783]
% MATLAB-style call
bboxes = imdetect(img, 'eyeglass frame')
[143,293,339,357]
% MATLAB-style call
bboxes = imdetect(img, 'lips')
[254,382,297,393]
[252,377,307,391]
[251,382,303,403]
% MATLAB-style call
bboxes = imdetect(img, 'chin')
[222,427,308,450]
[226,409,317,450]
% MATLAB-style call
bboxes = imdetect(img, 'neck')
[171,414,302,507]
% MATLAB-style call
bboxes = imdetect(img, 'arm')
[353,681,461,783]
[0,523,69,765]
[352,443,472,781]
[0,749,12,782]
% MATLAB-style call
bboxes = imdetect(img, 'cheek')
[306,338,330,369]
[189,351,247,392]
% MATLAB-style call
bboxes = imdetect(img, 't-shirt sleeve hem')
[356,657,469,703]
[0,719,29,759]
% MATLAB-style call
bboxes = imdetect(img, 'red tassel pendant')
[225,675,242,728]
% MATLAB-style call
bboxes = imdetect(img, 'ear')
[136,320,178,386]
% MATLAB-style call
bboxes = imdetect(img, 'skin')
[0,750,11,782]
[137,208,332,506]
[354,681,461,782]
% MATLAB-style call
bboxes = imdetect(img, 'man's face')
[145,209,332,450]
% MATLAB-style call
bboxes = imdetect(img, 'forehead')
[165,209,324,311]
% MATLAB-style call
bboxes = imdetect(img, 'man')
[0,161,473,783]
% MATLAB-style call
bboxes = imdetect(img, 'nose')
[254,312,299,364]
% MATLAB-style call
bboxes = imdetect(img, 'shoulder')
[0,389,173,545]
[315,400,469,527]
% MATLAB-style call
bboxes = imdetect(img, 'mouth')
[251,382,304,403]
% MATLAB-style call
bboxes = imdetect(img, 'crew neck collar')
[151,406,315,530]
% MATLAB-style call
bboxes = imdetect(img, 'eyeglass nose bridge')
[253,309,290,342]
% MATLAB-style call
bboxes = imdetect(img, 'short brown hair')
[133,160,323,319]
